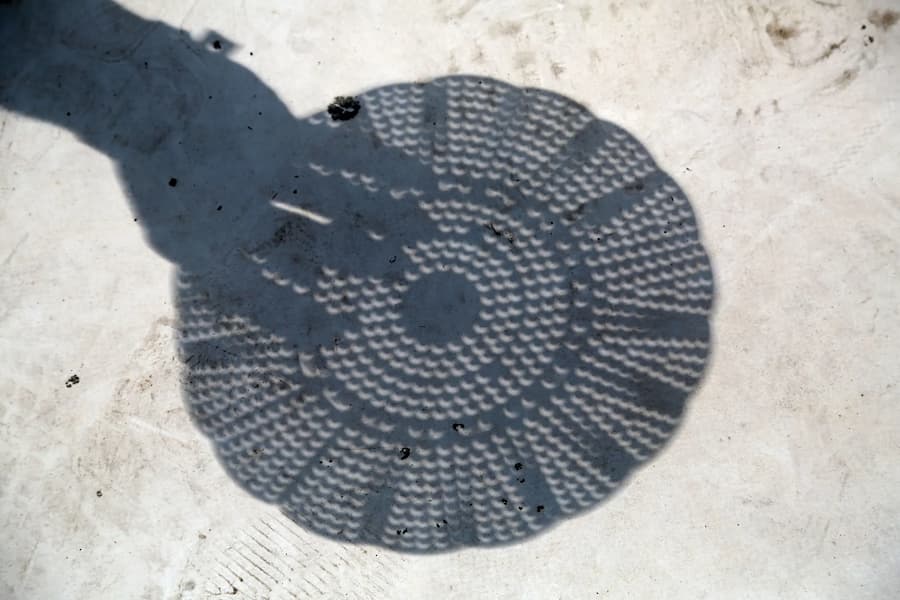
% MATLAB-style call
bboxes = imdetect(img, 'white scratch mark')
[271,201,332,225]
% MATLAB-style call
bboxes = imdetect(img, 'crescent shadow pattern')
[0,2,714,553]
[176,78,714,552]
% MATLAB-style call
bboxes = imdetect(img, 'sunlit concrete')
[1,1,899,598]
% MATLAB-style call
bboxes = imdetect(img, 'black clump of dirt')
[327,96,361,121]
[65,374,80,388]
[168,177,178,187]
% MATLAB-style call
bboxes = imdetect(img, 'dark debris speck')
[327,96,362,121]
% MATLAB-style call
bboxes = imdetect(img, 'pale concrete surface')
[1,0,899,598]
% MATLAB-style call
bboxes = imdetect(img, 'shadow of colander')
[177,75,714,553]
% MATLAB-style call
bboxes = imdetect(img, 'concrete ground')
[1,0,899,598]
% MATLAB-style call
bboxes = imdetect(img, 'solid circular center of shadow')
[400,272,481,344]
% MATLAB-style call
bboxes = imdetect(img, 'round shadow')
[0,3,714,555]
[176,76,715,552]
[400,271,482,345]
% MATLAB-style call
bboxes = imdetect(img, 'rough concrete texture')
[1,0,899,598]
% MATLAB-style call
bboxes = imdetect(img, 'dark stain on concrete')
[492,21,522,37]
[766,19,798,45]
[868,9,899,31]
[579,5,592,22]
[833,67,859,89]
[813,37,847,63]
